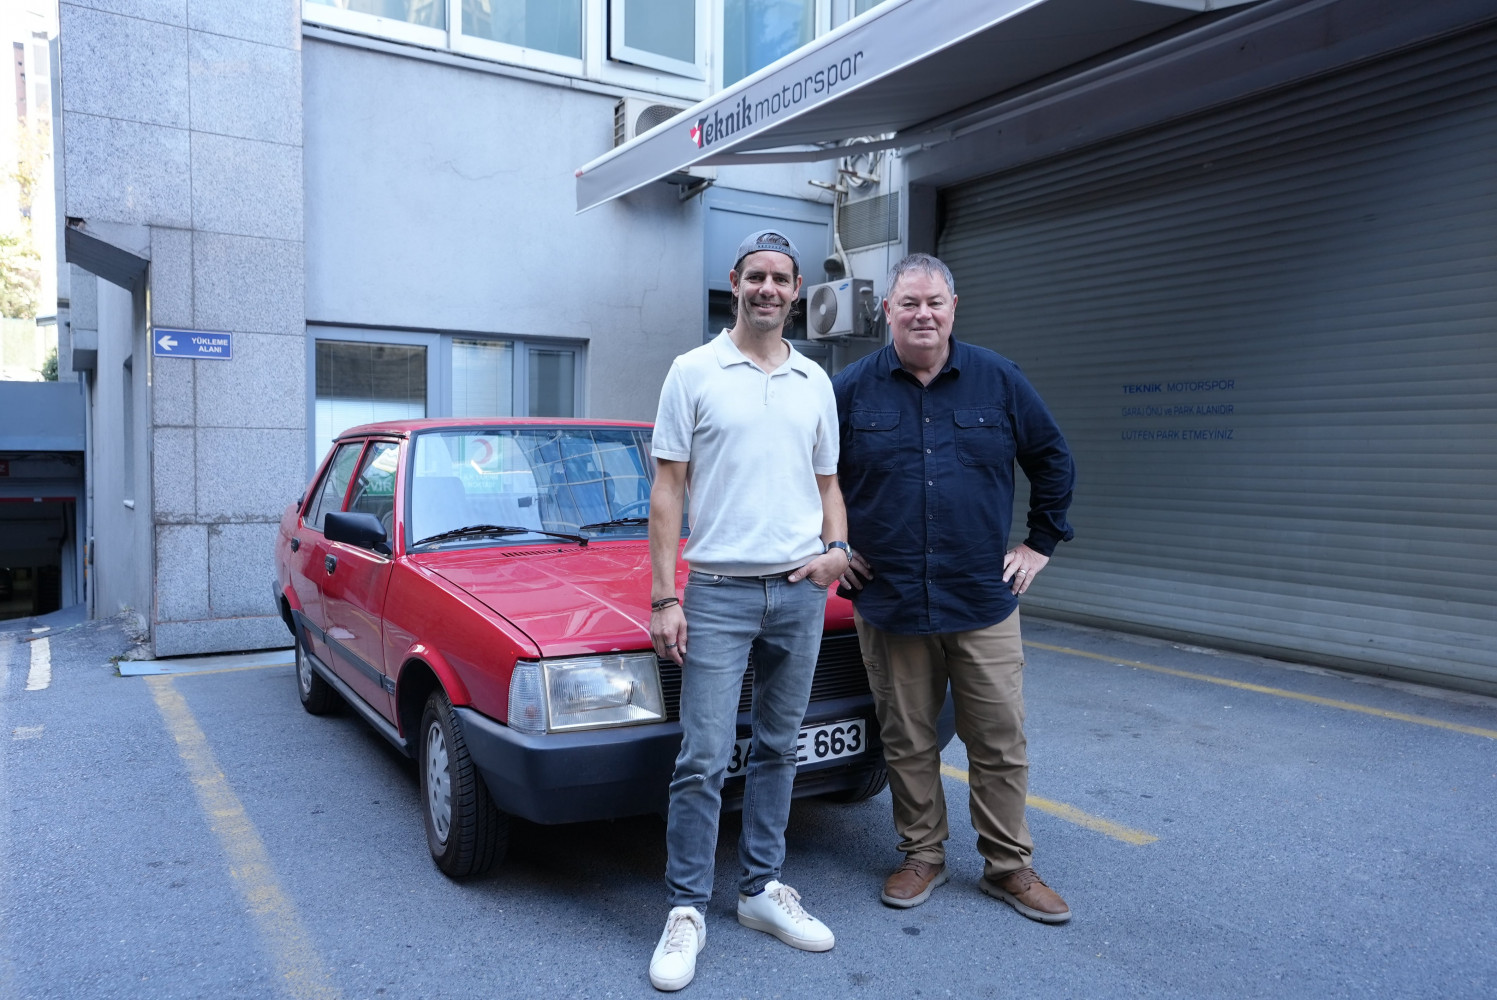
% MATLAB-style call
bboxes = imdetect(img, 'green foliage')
[0,232,40,320]
[40,346,57,381]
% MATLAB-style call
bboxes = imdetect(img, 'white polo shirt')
[652,330,839,576]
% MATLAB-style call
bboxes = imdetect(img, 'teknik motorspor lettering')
[692,50,865,148]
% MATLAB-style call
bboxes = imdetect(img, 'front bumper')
[457,692,957,825]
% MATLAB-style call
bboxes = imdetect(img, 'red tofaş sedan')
[274,418,954,878]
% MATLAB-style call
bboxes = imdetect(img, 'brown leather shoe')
[980,867,1072,923]
[880,857,949,909]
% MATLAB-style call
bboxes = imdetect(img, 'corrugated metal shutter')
[937,26,1497,692]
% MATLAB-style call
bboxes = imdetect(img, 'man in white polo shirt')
[645,230,850,992]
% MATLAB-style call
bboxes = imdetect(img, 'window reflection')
[411,427,656,541]
[462,0,582,58]
[528,348,575,418]
[723,0,813,86]
[622,0,695,64]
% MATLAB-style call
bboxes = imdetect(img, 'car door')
[320,439,402,722]
[289,440,364,665]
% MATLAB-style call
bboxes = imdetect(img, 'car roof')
[335,416,654,441]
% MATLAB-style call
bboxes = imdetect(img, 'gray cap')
[735,229,800,271]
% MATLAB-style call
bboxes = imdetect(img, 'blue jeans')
[665,571,827,908]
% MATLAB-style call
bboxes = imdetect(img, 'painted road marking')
[940,763,1159,846]
[147,676,342,1000]
[12,725,43,740]
[1026,641,1497,741]
[25,638,50,691]
[166,663,291,679]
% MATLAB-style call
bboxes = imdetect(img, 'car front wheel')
[420,689,508,878]
[295,632,337,716]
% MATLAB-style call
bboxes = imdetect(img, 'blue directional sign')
[153,328,233,360]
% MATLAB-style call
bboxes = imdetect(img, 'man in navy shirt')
[833,253,1076,922]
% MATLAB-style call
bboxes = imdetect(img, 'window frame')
[449,0,587,77]
[302,2,448,48]
[605,0,710,82]
[303,440,368,533]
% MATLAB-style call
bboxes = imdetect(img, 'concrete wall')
[59,0,305,655]
[87,277,150,622]
[302,37,714,425]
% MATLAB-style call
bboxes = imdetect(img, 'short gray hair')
[886,253,955,298]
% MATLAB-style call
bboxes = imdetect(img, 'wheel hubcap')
[297,645,312,696]
[426,721,452,845]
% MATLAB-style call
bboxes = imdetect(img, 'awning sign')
[153,328,233,361]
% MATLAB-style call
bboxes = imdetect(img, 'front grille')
[657,632,868,722]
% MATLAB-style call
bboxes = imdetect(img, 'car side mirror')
[324,511,391,555]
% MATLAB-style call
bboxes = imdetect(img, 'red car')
[275,418,952,878]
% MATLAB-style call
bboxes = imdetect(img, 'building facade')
[54,0,874,654]
[52,0,1497,695]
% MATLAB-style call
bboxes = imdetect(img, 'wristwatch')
[825,541,850,557]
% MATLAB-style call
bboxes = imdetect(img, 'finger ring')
[1018,569,1028,575]
[664,642,677,648]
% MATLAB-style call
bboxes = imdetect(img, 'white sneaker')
[649,906,705,992]
[736,880,835,952]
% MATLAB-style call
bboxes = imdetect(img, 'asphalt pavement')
[2,609,1493,1000]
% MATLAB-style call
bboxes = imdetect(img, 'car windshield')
[409,427,671,546]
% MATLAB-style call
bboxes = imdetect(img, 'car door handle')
[325,554,337,574]
[290,537,300,552]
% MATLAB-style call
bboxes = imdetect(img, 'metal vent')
[839,192,900,250]
[614,98,686,147]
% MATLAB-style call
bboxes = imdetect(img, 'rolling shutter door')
[937,26,1497,692]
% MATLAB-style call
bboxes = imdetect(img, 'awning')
[575,0,1255,212]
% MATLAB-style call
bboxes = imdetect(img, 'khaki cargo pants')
[854,609,1032,878]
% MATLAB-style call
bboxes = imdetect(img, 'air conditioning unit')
[614,98,716,185]
[806,278,876,340]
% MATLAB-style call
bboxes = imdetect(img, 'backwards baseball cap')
[735,229,801,271]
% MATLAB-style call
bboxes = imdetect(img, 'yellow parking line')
[146,676,342,1000]
[940,764,1159,846]
[1026,641,1497,741]
[166,663,290,679]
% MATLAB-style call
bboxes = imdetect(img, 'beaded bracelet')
[650,597,680,611]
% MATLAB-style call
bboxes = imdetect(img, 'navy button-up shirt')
[833,338,1075,635]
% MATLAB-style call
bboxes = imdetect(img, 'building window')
[527,346,575,417]
[452,339,515,417]
[723,0,815,86]
[310,329,584,468]
[314,341,428,463]
[854,0,884,14]
[608,0,707,80]
[462,0,583,58]
[306,0,445,28]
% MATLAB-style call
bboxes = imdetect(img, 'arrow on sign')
[157,334,178,351]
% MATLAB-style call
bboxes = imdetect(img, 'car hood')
[409,540,854,659]
[409,542,660,659]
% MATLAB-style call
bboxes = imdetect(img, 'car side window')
[304,442,364,532]
[347,441,400,540]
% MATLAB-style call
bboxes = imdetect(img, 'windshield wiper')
[578,517,650,531]
[414,524,588,547]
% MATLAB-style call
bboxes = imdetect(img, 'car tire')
[420,689,508,878]
[295,632,338,716]
[821,759,889,804]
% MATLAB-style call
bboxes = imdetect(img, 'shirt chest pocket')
[953,407,1012,467]
[849,409,899,471]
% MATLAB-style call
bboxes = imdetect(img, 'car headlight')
[507,653,665,734]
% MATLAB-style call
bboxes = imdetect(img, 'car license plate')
[725,718,866,777]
